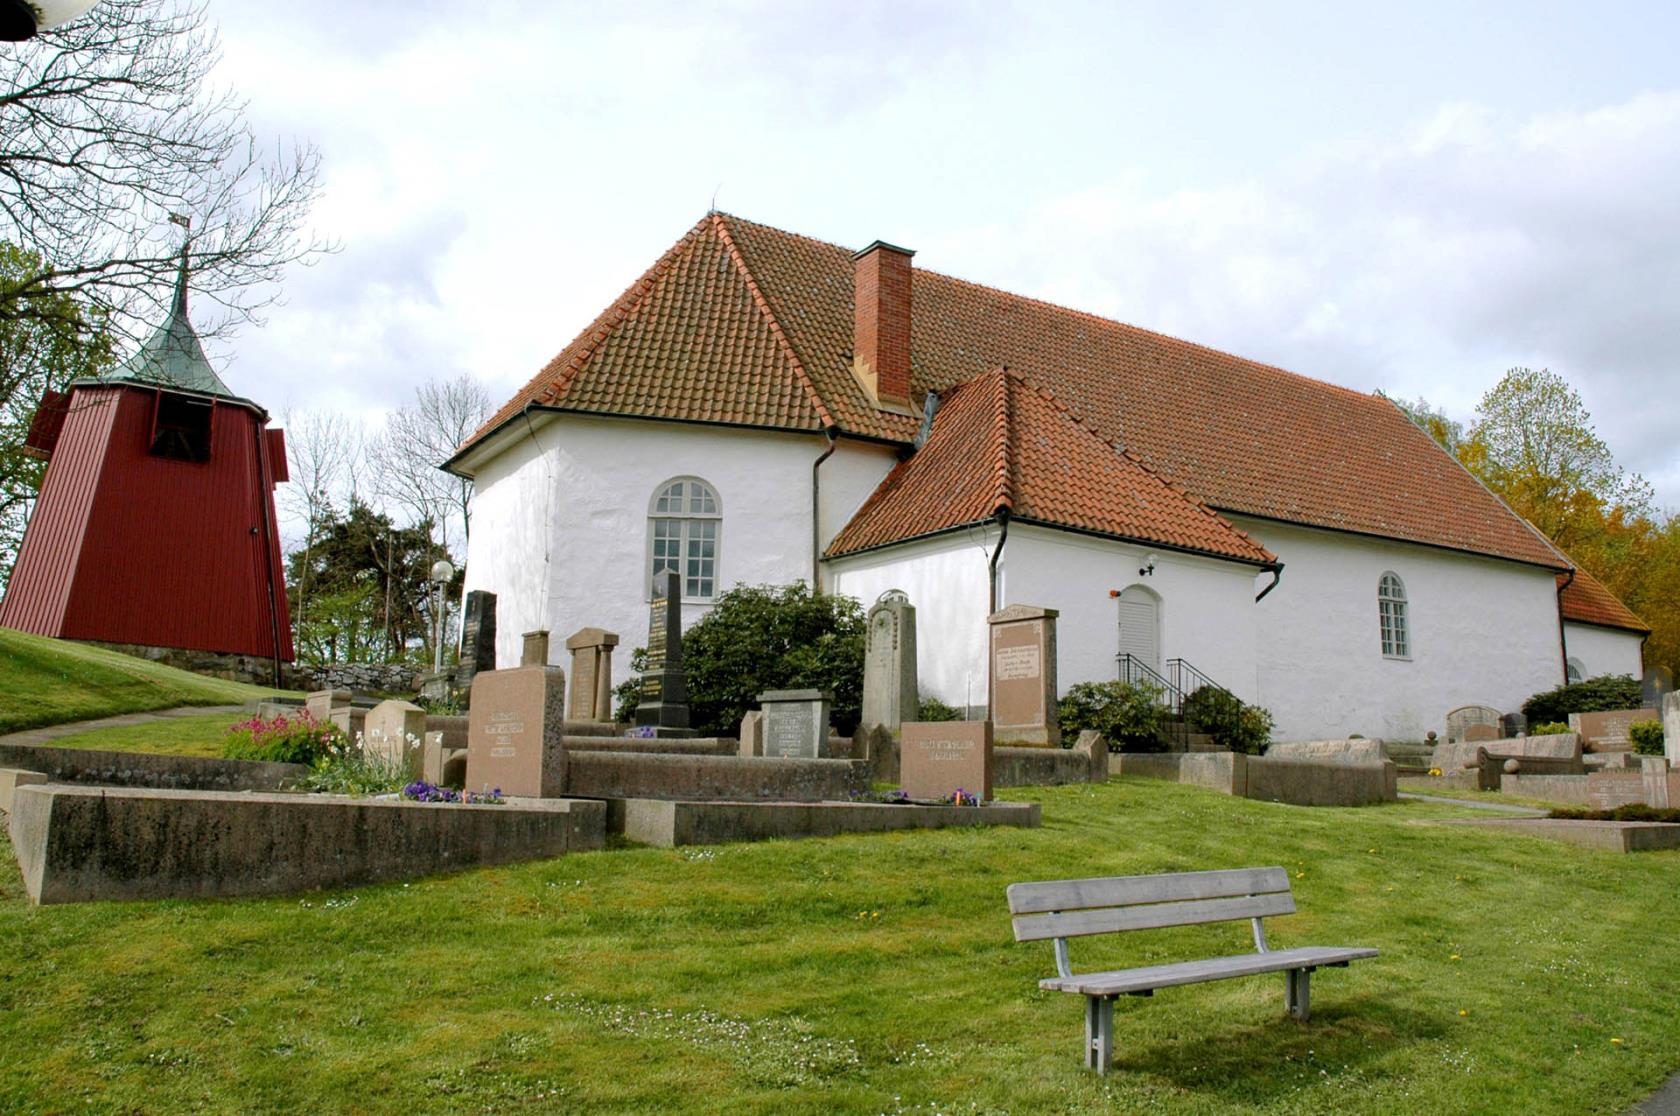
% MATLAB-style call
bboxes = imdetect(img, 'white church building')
[445,212,1646,741]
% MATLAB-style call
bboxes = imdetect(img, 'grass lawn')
[31,712,244,757]
[0,628,294,733]
[1,780,1676,1114]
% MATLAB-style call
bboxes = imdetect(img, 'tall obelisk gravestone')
[635,568,694,737]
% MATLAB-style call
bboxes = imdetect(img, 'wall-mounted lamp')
[1138,553,1157,577]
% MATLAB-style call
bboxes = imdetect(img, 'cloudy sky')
[201,0,1680,521]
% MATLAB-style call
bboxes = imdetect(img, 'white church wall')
[462,414,896,689]
[826,531,995,716]
[1232,516,1565,742]
[1001,525,1262,704]
[1563,622,1644,682]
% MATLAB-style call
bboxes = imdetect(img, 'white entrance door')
[1117,586,1161,674]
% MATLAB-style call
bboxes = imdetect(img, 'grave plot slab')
[609,797,1042,848]
[1440,817,1680,853]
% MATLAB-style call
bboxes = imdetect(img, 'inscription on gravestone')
[635,569,692,734]
[758,689,831,759]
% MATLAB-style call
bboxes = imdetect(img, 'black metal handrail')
[1116,653,1181,708]
[1166,658,1234,711]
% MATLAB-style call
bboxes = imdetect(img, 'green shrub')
[1530,721,1572,736]
[917,694,962,722]
[302,748,409,796]
[614,583,866,737]
[222,710,347,766]
[1521,674,1642,725]
[1057,681,1165,752]
[1180,686,1273,755]
[613,647,650,724]
[1631,720,1665,756]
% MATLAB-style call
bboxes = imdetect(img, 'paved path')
[0,705,246,748]
[1397,791,1547,816]
[1632,1073,1680,1115]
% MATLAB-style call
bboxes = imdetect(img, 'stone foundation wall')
[565,752,867,802]
[290,662,421,695]
[81,641,289,688]
[8,785,604,905]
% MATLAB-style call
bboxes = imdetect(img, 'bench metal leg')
[1084,995,1115,1073]
[1286,969,1312,1020]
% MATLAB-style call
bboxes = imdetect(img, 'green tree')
[0,242,114,588]
[620,583,866,737]
[285,500,459,666]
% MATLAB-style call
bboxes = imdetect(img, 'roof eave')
[827,513,1277,569]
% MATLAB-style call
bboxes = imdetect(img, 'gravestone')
[1642,756,1678,810]
[458,589,499,688]
[564,627,620,723]
[901,720,993,801]
[466,664,567,797]
[635,569,692,735]
[862,590,918,734]
[363,700,427,778]
[1499,712,1527,739]
[1643,666,1673,711]
[305,688,351,723]
[1464,724,1499,743]
[759,690,832,759]
[1570,708,1658,752]
[421,731,468,788]
[1665,693,1680,767]
[522,630,551,667]
[738,710,764,757]
[988,604,1060,747]
[1444,705,1502,743]
[1587,770,1647,811]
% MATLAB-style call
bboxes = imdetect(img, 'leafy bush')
[1521,674,1642,725]
[1057,681,1165,752]
[1180,686,1273,755]
[917,695,962,722]
[222,710,347,765]
[614,583,866,737]
[1551,803,1680,823]
[613,647,650,724]
[1631,720,1665,756]
[1530,721,1572,736]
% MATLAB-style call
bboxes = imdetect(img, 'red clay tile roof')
[827,369,1276,565]
[460,212,1569,570]
[1559,567,1648,633]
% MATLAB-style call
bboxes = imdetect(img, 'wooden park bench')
[1007,867,1377,1073]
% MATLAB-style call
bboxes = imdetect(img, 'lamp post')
[429,559,455,674]
[1,0,101,41]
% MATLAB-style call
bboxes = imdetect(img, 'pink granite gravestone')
[466,665,567,797]
[988,604,1060,747]
[901,721,993,801]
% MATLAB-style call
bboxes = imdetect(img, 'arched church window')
[648,477,721,600]
[1566,657,1585,685]
[1378,572,1409,658]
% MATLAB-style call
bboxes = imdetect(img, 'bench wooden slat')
[1013,891,1296,942]
[1006,866,1290,916]
[1038,945,1380,996]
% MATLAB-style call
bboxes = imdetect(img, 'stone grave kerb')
[987,604,1061,747]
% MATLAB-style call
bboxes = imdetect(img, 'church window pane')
[1378,572,1409,658]
[649,478,721,600]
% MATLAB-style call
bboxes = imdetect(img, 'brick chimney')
[852,240,914,410]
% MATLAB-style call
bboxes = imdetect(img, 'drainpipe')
[1254,562,1284,602]
[811,426,837,592]
[987,507,1011,614]
[1556,567,1576,682]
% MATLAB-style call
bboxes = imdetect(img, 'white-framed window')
[1378,572,1409,659]
[648,477,721,601]
[1566,657,1585,685]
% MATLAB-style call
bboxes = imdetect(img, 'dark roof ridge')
[712,213,836,429]
[718,211,1375,406]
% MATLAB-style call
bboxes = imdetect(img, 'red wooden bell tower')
[0,258,293,680]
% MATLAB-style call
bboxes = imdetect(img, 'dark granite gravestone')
[1643,666,1673,711]
[635,569,693,736]
[1500,712,1527,739]
[458,590,498,687]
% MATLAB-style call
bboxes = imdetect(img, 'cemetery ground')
[12,711,241,756]
[2,781,1678,1114]
[0,628,292,733]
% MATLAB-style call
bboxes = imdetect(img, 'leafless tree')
[0,0,329,343]
[368,374,493,558]
[281,408,363,633]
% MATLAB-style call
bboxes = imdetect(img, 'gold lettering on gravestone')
[647,599,668,666]
[994,645,1040,681]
